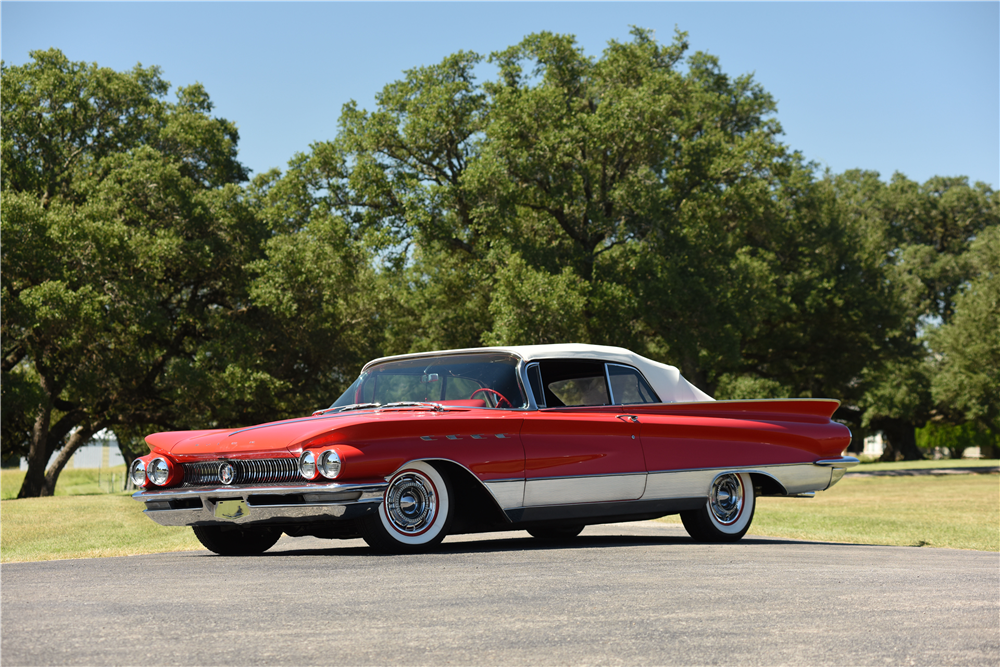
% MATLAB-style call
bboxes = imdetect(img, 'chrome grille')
[182,458,300,487]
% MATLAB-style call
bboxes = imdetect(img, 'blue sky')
[3,2,998,188]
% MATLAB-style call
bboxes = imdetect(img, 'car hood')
[145,411,391,459]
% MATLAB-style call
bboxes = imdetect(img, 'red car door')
[519,407,644,505]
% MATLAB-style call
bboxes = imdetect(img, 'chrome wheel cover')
[709,473,744,525]
[385,471,436,534]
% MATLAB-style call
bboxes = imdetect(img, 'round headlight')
[318,449,341,479]
[148,458,170,486]
[130,459,147,487]
[299,451,317,479]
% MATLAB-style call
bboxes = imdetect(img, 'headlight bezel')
[129,458,147,487]
[317,449,342,479]
[298,450,318,480]
[147,457,171,486]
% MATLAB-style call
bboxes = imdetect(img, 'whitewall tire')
[680,472,755,542]
[360,461,453,554]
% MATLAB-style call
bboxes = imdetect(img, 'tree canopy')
[3,33,997,497]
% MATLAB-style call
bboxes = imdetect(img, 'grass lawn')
[1,466,133,499]
[852,458,999,472]
[660,472,999,551]
[1,494,202,563]
[2,462,997,562]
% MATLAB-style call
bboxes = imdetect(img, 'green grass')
[852,458,999,472]
[1,494,203,563]
[660,473,1000,551]
[1,465,133,500]
[2,465,997,562]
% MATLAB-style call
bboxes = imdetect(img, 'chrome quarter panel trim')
[815,456,860,468]
[505,497,705,524]
[524,473,646,506]
[642,464,835,499]
[484,480,525,510]
[641,469,717,500]
[753,464,833,494]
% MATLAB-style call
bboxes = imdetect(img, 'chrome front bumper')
[133,481,387,527]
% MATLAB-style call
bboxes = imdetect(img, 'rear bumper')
[132,481,387,527]
[814,456,861,487]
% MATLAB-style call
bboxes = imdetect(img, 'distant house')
[862,432,886,458]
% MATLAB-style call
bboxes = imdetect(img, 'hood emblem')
[218,462,235,485]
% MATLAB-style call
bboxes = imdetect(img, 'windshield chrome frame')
[335,351,534,411]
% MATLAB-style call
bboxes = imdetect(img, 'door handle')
[617,414,639,423]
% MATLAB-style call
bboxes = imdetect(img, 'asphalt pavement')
[2,522,998,666]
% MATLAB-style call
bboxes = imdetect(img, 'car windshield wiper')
[378,402,445,411]
[315,401,447,416]
[331,403,382,413]
[312,403,381,416]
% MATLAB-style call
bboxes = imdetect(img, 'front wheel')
[359,461,453,554]
[192,525,282,556]
[681,472,755,542]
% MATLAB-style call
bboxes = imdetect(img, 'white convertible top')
[364,343,714,403]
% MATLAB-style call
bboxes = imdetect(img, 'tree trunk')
[876,417,924,462]
[43,425,99,495]
[18,403,53,498]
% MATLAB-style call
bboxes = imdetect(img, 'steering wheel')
[469,388,512,409]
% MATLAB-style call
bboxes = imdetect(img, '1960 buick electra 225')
[131,344,857,555]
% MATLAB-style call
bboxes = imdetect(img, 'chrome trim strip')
[524,474,646,506]
[604,364,616,405]
[483,480,525,509]
[524,471,647,482]
[524,362,544,409]
[815,456,861,468]
[645,460,821,475]
[642,464,834,499]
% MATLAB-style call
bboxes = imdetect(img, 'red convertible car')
[131,344,856,555]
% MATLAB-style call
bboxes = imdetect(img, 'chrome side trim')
[604,364,616,405]
[815,456,861,468]
[647,460,832,475]
[483,480,526,510]
[522,362,542,410]
[814,456,858,489]
[524,473,646,506]
[642,464,835,499]
[642,469,717,500]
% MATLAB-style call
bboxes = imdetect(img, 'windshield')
[329,353,526,410]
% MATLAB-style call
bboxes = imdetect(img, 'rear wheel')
[192,525,282,556]
[527,524,584,540]
[681,472,755,542]
[360,461,453,554]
